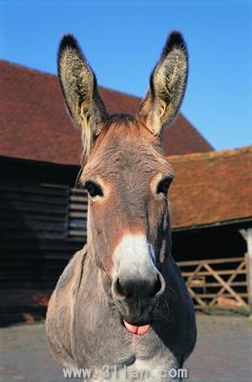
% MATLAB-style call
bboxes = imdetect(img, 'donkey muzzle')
[111,234,166,325]
[112,271,165,326]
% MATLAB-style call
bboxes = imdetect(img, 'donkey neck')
[82,242,112,300]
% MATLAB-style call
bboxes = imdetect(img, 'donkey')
[46,31,196,381]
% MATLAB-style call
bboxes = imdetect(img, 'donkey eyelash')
[84,180,103,198]
[156,177,173,195]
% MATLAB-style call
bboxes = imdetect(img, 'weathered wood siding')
[0,157,85,325]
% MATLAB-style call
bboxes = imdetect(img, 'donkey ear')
[58,35,108,158]
[139,31,188,136]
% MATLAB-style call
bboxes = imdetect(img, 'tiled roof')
[0,60,213,165]
[168,146,252,228]
[161,114,213,155]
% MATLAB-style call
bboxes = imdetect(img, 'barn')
[0,60,251,324]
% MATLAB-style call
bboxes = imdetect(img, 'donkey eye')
[84,181,103,198]
[156,177,173,195]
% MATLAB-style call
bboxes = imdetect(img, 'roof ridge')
[177,114,214,150]
[167,145,252,162]
[0,59,57,79]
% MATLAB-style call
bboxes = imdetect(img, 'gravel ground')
[0,313,251,382]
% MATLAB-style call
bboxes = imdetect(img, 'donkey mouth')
[123,320,150,335]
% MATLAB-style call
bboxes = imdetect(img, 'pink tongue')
[123,320,150,335]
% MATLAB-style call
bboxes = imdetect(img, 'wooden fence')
[178,256,249,311]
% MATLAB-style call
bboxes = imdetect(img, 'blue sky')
[1,0,251,150]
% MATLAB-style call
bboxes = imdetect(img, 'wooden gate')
[178,256,249,311]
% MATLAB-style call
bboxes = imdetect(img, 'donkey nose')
[113,273,165,300]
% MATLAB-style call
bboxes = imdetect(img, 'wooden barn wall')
[0,157,85,325]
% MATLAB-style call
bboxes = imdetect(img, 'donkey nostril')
[114,278,134,299]
[114,278,132,298]
[115,278,125,297]
[149,274,163,298]
[113,274,165,300]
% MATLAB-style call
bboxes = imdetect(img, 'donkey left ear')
[139,31,188,136]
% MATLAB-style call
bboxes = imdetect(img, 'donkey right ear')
[139,31,188,136]
[58,35,108,158]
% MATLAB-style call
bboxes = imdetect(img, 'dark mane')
[108,113,135,125]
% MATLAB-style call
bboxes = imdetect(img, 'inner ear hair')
[57,34,108,160]
[139,31,188,136]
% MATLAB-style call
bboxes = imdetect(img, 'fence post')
[240,229,252,317]
[245,252,252,316]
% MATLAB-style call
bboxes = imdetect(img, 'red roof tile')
[0,60,213,165]
[168,146,252,228]
[161,114,213,155]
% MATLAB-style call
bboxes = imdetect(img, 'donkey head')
[58,32,188,334]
